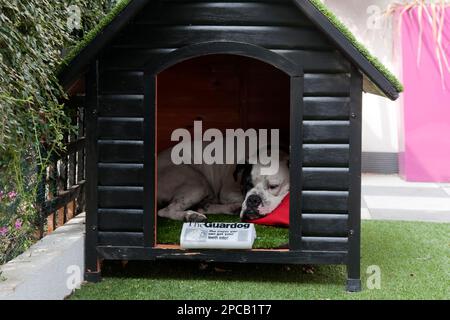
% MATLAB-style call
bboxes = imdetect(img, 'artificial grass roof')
[58,0,132,72]
[308,0,403,93]
[59,0,403,96]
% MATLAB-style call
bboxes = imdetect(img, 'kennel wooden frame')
[59,0,401,292]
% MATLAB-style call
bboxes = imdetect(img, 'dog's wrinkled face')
[239,156,290,220]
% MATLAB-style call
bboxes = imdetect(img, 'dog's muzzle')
[243,195,263,220]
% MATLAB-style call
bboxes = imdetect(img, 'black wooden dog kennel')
[59,0,401,292]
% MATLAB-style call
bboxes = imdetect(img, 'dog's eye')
[268,184,279,190]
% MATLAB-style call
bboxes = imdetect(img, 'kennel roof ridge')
[58,0,402,100]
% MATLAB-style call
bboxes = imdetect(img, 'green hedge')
[0,0,117,264]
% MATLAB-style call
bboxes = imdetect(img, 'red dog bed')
[243,194,290,227]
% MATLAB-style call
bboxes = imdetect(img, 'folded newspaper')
[180,222,257,249]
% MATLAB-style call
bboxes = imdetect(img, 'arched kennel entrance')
[143,42,304,250]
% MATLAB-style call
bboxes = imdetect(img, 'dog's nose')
[246,195,262,208]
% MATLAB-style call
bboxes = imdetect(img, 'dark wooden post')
[143,74,156,248]
[77,105,86,214]
[347,66,363,292]
[289,75,304,251]
[85,61,101,282]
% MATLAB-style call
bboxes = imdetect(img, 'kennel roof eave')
[57,0,403,100]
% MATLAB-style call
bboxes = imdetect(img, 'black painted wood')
[301,237,348,251]
[100,71,143,94]
[99,95,144,117]
[101,48,349,73]
[303,168,349,191]
[98,231,347,252]
[143,74,156,247]
[98,189,349,220]
[347,66,363,291]
[134,1,313,27]
[275,50,350,73]
[302,214,348,237]
[97,246,347,265]
[60,0,400,100]
[99,232,144,247]
[85,61,100,278]
[112,25,332,50]
[97,165,349,191]
[98,209,143,232]
[97,95,351,122]
[146,41,302,76]
[98,114,350,146]
[303,121,350,144]
[289,76,303,250]
[98,140,144,163]
[302,191,348,213]
[303,73,350,97]
[98,163,144,186]
[303,97,350,120]
[97,167,350,193]
[97,211,348,237]
[72,0,370,274]
[99,71,350,96]
[98,117,144,140]
[98,186,144,209]
[303,144,349,167]
[99,142,350,168]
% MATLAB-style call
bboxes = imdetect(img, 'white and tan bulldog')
[157,140,290,222]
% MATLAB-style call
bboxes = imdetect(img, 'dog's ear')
[234,163,255,196]
[280,153,290,169]
[234,163,251,182]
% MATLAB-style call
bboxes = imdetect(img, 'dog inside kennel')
[155,54,292,248]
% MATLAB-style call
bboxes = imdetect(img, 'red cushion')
[243,194,290,227]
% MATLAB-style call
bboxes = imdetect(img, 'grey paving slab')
[362,186,449,198]
[361,197,368,208]
[361,174,450,223]
[443,188,450,197]
[363,195,450,212]
[368,209,450,223]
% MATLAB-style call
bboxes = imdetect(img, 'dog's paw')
[185,210,207,222]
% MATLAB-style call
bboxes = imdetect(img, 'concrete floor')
[362,174,450,222]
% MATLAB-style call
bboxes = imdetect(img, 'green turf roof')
[58,0,132,72]
[59,0,403,94]
[308,0,403,92]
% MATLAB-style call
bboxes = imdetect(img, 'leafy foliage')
[0,0,118,264]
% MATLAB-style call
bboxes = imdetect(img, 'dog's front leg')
[200,203,242,215]
[157,187,209,222]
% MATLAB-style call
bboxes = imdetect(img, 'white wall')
[323,0,402,153]
[0,214,85,300]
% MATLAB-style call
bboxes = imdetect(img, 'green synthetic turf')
[157,215,288,249]
[57,0,132,73]
[308,0,403,92]
[59,0,403,93]
[70,221,449,300]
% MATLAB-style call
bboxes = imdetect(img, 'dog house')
[59,0,401,292]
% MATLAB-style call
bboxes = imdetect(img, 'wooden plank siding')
[94,0,352,252]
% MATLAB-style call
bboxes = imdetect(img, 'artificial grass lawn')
[157,215,288,248]
[71,221,449,300]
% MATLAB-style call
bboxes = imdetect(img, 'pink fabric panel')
[400,6,450,182]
